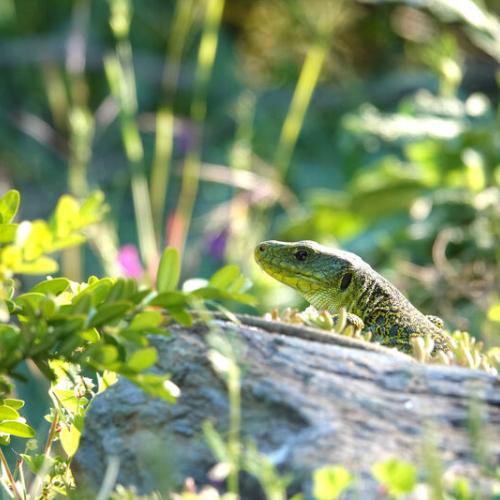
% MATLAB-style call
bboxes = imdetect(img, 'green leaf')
[15,293,46,314]
[128,310,163,331]
[157,247,180,293]
[79,328,100,342]
[13,256,58,275]
[91,344,120,367]
[3,399,24,409]
[40,297,57,319]
[191,287,257,306]
[127,347,158,372]
[74,278,113,306]
[209,265,241,291]
[54,195,80,238]
[52,389,80,414]
[60,424,81,457]
[20,453,52,474]
[79,191,107,226]
[372,458,417,496]
[0,190,20,223]
[0,224,18,243]
[97,371,118,394]
[0,405,19,420]
[313,465,352,500]
[90,301,132,328]
[150,291,189,308]
[128,373,178,403]
[71,293,92,314]
[31,277,70,295]
[119,329,150,346]
[0,420,36,438]
[168,308,192,327]
[452,477,471,500]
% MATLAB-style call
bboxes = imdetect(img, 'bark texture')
[73,318,500,498]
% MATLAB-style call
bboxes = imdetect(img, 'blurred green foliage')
[0,0,499,496]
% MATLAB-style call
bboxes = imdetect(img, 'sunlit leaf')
[372,458,417,496]
[209,265,241,291]
[0,405,19,420]
[3,399,24,409]
[52,389,81,414]
[13,257,58,275]
[31,277,70,296]
[313,465,352,500]
[157,247,180,293]
[129,373,179,403]
[127,347,158,372]
[97,370,118,394]
[73,278,113,306]
[54,195,80,238]
[0,223,18,243]
[0,190,20,223]
[150,291,189,308]
[60,424,81,457]
[79,328,100,343]
[128,310,163,330]
[0,420,35,438]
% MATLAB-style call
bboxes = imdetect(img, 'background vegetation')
[0,0,499,497]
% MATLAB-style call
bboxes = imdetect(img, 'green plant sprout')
[0,189,254,498]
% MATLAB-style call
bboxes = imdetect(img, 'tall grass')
[168,0,225,255]
[150,0,197,240]
[274,41,328,180]
[106,0,158,272]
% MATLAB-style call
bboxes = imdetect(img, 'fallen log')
[73,317,500,498]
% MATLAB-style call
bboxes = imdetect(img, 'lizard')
[254,239,450,353]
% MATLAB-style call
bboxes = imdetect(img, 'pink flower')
[117,244,144,278]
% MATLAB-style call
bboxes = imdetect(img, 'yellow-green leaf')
[0,420,35,438]
[0,190,20,224]
[209,265,240,291]
[0,405,19,420]
[60,424,81,457]
[127,347,158,372]
[3,399,24,409]
[313,465,352,500]
[157,247,180,293]
[372,458,417,496]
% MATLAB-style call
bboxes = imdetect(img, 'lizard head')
[255,240,369,311]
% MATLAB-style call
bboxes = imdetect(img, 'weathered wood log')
[73,317,500,498]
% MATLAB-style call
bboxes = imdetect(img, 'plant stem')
[274,41,327,180]
[44,412,59,456]
[227,364,241,496]
[150,0,196,239]
[63,0,93,282]
[168,0,225,254]
[0,447,22,500]
[107,0,158,272]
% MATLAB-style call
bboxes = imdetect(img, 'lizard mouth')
[255,254,322,288]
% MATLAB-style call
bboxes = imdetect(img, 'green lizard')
[255,240,449,353]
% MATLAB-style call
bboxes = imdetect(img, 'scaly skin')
[255,240,449,353]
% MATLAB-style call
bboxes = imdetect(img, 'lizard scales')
[255,240,448,352]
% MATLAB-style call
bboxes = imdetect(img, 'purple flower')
[117,244,144,278]
[175,119,198,154]
[207,228,229,260]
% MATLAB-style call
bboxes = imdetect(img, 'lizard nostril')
[259,245,265,252]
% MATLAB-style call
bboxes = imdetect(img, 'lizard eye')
[294,249,309,261]
[340,272,352,291]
